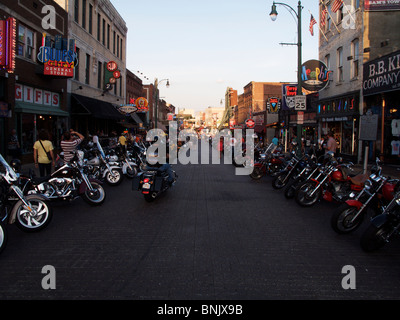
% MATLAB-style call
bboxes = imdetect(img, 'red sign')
[107,61,117,72]
[136,97,149,112]
[0,21,5,66]
[44,61,74,77]
[246,118,256,129]
[113,70,121,79]
[364,0,400,11]
[0,18,16,73]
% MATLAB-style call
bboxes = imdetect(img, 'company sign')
[301,59,332,92]
[15,84,60,107]
[267,97,281,113]
[118,97,149,115]
[363,50,400,96]
[281,84,298,110]
[364,0,400,11]
[37,35,77,77]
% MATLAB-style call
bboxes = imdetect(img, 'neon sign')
[301,59,332,92]
[0,18,16,73]
[37,34,77,77]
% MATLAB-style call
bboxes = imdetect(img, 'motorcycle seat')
[350,174,368,186]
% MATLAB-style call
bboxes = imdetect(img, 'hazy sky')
[111,0,320,112]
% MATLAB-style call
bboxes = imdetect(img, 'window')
[98,61,102,89]
[351,39,359,78]
[88,4,93,34]
[107,24,110,49]
[102,19,106,46]
[325,54,331,69]
[82,0,86,29]
[17,25,35,61]
[352,0,360,9]
[117,34,120,57]
[85,53,90,85]
[337,6,343,24]
[337,47,343,82]
[113,31,116,54]
[120,38,123,60]
[326,15,331,33]
[74,48,80,81]
[97,14,101,41]
[74,0,79,23]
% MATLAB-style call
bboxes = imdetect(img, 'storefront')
[363,50,400,163]
[316,91,360,160]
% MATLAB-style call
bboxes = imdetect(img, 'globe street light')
[154,78,170,129]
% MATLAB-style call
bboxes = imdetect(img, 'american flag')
[320,8,327,27]
[331,0,343,13]
[309,14,317,36]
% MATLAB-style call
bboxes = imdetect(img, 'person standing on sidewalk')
[61,130,84,163]
[33,129,55,177]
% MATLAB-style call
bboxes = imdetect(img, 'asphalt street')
[0,152,400,300]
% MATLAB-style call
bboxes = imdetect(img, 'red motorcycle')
[295,153,365,207]
[331,159,398,234]
[250,147,286,180]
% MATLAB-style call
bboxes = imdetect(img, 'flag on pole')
[320,8,327,27]
[309,14,317,36]
[332,0,343,13]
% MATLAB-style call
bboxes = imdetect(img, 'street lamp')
[154,78,170,129]
[270,1,303,144]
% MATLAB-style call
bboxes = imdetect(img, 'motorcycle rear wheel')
[360,224,389,252]
[331,203,365,234]
[15,197,52,233]
[295,181,321,207]
[0,222,7,255]
[82,182,106,206]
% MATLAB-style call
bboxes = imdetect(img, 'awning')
[71,94,124,120]
[131,113,143,125]
[14,102,69,117]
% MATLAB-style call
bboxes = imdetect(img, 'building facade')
[0,0,69,161]
[66,0,127,136]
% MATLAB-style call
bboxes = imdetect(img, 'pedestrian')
[33,129,55,177]
[324,131,338,155]
[272,135,279,146]
[61,130,84,163]
[7,129,21,160]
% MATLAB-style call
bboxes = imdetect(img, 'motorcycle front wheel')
[295,181,321,207]
[125,166,137,179]
[360,224,389,252]
[15,197,52,233]
[0,222,7,255]
[105,169,123,186]
[284,178,302,199]
[272,172,289,189]
[82,182,106,206]
[250,167,264,180]
[331,203,365,234]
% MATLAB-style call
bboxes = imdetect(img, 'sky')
[111,0,320,112]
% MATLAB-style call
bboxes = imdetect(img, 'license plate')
[142,183,151,189]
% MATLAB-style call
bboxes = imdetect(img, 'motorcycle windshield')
[0,153,18,181]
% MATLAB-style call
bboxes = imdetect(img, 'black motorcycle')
[0,154,52,239]
[132,165,177,203]
[22,151,106,206]
[360,185,400,252]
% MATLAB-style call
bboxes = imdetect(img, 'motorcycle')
[21,151,106,206]
[128,142,148,172]
[331,159,398,234]
[0,154,52,236]
[295,152,365,207]
[132,165,177,203]
[83,136,124,186]
[360,187,400,252]
[250,144,286,180]
[272,151,306,189]
[113,145,138,179]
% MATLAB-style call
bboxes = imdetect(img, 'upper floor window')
[17,25,35,61]
[337,47,343,82]
[351,39,359,78]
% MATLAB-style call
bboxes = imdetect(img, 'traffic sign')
[295,95,307,111]
[246,118,256,129]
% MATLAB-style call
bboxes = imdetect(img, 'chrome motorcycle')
[21,151,106,206]
[0,154,52,238]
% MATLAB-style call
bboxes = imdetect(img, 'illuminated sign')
[119,97,149,114]
[104,61,121,90]
[15,84,60,107]
[267,97,281,113]
[37,34,77,77]
[364,0,400,11]
[301,59,332,92]
[0,18,16,73]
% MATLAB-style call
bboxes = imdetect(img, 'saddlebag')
[132,174,142,191]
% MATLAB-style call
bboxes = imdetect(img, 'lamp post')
[154,78,170,129]
[270,1,303,144]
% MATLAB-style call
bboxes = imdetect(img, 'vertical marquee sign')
[0,17,17,73]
